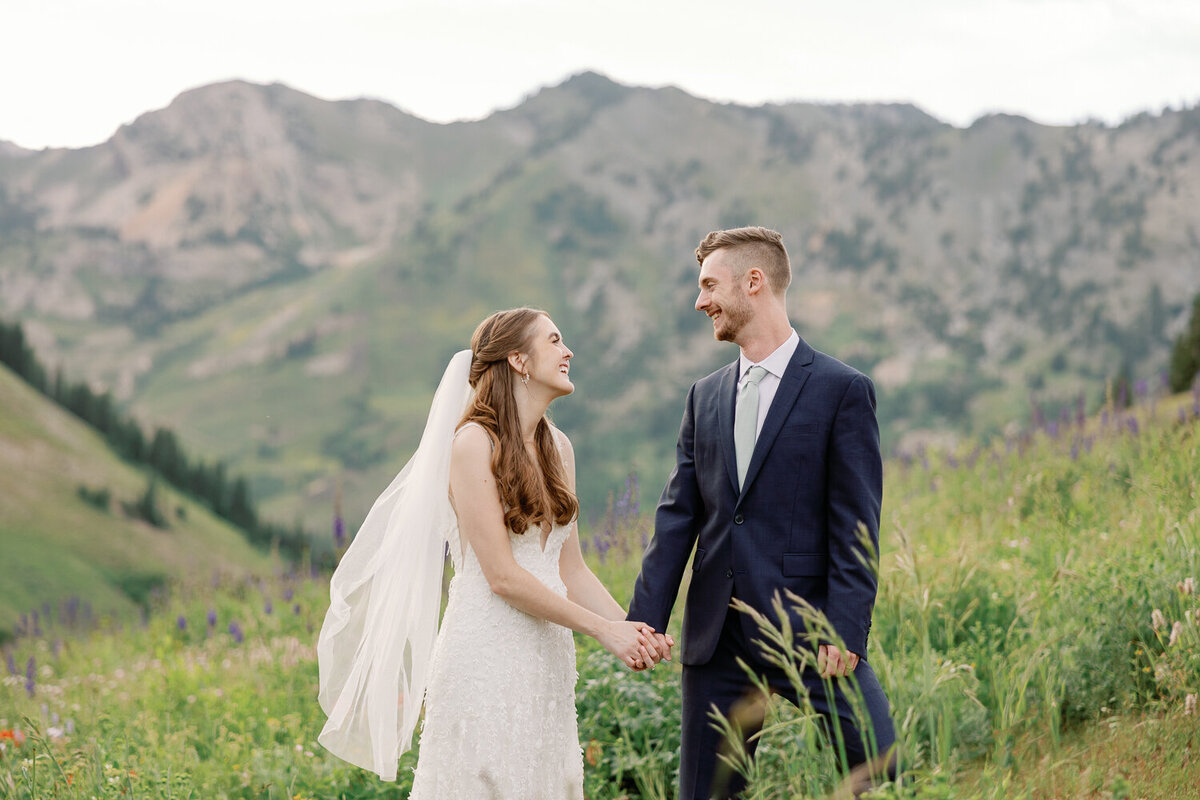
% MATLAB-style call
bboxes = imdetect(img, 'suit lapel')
[739,339,815,497]
[715,361,740,493]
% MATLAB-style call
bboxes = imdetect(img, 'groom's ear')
[745,266,766,296]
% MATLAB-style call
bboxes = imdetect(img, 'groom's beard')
[713,293,753,343]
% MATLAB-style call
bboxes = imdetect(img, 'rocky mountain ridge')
[1,72,1196,526]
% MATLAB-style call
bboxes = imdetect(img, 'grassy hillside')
[0,389,1196,798]
[0,363,273,641]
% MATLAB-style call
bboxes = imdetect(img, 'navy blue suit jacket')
[629,336,883,666]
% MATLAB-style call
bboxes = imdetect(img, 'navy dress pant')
[679,610,896,799]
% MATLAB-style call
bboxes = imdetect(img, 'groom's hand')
[632,630,674,670]
[817,644,859,678]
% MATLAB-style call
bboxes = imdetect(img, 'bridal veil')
[316,349,473,781]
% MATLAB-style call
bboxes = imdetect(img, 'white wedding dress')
[409,426,585,800]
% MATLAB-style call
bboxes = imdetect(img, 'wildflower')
[4,650,14,676]
[207,609,217,628]
[292,604,301,616]
[283,587,294,602]
[585,739,602,766]
[0,729,26,746]
[1179,577,1196,596]
[229,621,244,644]
[1152,609,1167,630]
[264,600,273,616]
[1169,621,1184,647]
[24,656,35,697]
[1186,694,1198,716]
[176,615,187,631]
[1127,416,1139,436]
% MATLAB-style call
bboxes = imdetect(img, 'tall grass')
[1,398,1197,798]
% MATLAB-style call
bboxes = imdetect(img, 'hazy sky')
[3,0,1199,150]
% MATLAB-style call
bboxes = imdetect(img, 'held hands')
[599,621,674,671]
[631,630,675,671]
[817,643,859,678]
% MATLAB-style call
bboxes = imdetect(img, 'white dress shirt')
[737,329,800,441]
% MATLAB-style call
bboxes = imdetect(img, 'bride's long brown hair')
[460,308,579,534]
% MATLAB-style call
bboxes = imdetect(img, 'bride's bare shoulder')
[452,422,493,463]
[549,424,575,458]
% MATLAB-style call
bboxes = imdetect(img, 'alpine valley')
[2,72,1197,533]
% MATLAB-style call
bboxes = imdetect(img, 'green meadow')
[2,391,1198,799]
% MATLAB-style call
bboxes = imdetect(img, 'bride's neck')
[515,392,550,444]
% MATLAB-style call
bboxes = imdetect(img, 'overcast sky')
[3,0,1199,150]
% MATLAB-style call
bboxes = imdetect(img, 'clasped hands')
[624,623,674,671]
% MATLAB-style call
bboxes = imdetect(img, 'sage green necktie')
[735,365,768,490]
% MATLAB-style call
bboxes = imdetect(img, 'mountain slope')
[0,72,1197,526]
[0,363,272,639]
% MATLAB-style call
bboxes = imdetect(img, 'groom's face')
[696,249,753,343]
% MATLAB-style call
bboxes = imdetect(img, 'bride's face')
[521,315,574,399]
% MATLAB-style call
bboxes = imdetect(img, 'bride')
[316,307,669,798]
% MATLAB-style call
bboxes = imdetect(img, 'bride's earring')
[521,370,530,387]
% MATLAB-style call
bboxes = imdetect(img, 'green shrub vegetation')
[1,393,1197,798]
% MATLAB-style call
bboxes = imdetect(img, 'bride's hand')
[599,620,658,670]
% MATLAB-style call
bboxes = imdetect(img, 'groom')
[629,226,895,798]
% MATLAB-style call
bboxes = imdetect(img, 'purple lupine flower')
[283,587,294,602]
[264,600,273,616]
[207,609,217,628]
[1127,416,1139,436]
[1046,421,1058,439]
[292,604,301,616]
[4,650,15,675]
[1135,379,1149,398]
[176,615,187,631]
[65,596,80,627]
[333,513,346,549]
[228,621,244,644]
[25,656,35,697]
[1118,382,1128,409]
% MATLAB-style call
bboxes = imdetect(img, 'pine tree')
[1168,293,1200,392]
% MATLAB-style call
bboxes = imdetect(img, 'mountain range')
[1,72,1197,531]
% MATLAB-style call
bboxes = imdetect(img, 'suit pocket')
[782,552,826,576]
[778,423,821,439]
[692,547,706,572]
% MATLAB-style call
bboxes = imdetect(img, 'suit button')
[725,568,733,579]
[733,513,744,525]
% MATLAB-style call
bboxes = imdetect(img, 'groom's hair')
[696,226,791,297]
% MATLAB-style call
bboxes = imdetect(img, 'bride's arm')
[450,425,654,668]
[554,430,634,620]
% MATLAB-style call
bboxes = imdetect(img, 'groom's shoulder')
[693,362,735,393]
[807,346,872,390]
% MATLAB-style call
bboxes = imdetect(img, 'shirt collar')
[739,329,799,380]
